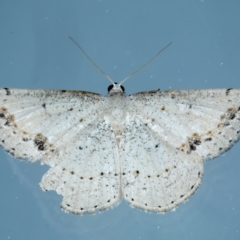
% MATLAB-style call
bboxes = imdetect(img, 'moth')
[1,39,239,214]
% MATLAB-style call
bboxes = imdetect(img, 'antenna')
[119,42,172,85]
[69,36,114,84]
[69,36,172,86]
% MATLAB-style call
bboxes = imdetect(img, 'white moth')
[1,40,239,214]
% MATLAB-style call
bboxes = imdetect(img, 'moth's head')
[107,82,125,94]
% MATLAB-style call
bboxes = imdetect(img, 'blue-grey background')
[0,0,240,239]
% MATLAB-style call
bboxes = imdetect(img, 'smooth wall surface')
[0,1,240,240]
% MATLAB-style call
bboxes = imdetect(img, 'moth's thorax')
[106,92,128,118]
[105,92,128,145]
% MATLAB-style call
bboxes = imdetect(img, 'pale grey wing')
[41,117,121,214]
[121,89,240,212]
[0,88,120,213]
[129,89,240,161]
[0,88,103,161]
[120,114,203,212]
